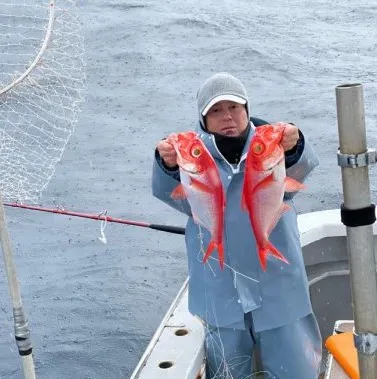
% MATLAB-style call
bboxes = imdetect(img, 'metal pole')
[336,83,377,378]
[0,191,36,379]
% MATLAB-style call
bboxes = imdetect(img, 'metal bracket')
[337,148,377,168]
[354,331,377,355]
[13,307,32,353]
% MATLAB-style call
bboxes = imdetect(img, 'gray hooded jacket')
[152,118,319,332]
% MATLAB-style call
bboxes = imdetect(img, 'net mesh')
[0,0,86,202]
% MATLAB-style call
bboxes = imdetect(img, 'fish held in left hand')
[242,123,306,271]
[168,132,226,270]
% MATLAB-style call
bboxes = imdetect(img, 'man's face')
[205,100,248,137]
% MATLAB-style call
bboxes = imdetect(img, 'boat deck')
[130,279,205,379]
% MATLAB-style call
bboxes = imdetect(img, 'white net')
[0,0,86,203]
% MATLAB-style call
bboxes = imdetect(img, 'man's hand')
[156,134,178,168]
[279,123,299,152]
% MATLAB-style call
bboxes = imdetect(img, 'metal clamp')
[337,148,377,168]
[13,307,32,354]
[354,331,377,355]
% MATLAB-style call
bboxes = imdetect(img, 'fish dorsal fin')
[241,184,250,212]
[241,191,247,211]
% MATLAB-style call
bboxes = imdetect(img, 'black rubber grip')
[149,224,185,235]
[340,203,376,227]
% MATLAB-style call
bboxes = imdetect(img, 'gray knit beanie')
[197,72,250,128]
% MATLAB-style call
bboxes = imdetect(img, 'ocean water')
[1,0,377,378]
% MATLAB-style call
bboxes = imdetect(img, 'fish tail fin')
[258,242,289,271]
[203,240,225,270]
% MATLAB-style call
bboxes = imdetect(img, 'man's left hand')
[280,123,299,152]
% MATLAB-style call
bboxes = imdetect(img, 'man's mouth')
[221,127,238,136]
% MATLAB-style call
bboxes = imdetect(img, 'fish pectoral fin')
[241,175,273,211]
[190,178,213,194]
[241,178,252,212]
[171,184,187,200]
[284,177,306,192]
[253,173,274,191]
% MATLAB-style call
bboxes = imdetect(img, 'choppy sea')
[1,0,377,378]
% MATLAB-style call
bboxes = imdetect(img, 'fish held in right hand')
[242,124,306,271]
[168,132,226,270]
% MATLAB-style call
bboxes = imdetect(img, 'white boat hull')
[130,209,377,378]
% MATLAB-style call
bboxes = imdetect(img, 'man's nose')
[223,109,232,119]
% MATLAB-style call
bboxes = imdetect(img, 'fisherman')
[152,72,322,379]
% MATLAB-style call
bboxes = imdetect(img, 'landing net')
[0,0,86,202]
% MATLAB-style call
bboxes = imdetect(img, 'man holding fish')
[152,72,322,378]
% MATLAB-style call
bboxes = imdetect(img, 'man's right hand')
[156,135,178,168]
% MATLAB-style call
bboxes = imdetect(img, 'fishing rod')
[0,197,36,379]
[4,202,186,235]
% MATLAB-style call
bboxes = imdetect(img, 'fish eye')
[251,142,265,154]
[191,147,202,157]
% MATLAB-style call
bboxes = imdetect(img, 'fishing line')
[97,211,108,244]
[5,202,259,283]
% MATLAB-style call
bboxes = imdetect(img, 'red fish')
[242,123,305,271]
[168,132,226,270]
